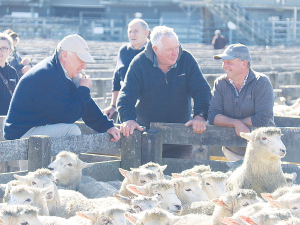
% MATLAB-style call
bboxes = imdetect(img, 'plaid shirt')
[228,71,249,97]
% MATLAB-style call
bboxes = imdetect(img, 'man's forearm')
[111,91,119,106]
[214,114,253,127]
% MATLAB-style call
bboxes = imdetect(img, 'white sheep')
[68,207,127,225]
[0,204,43,225]
[8,185,51,216]
[48,151,118,198]
[274,98,300,117]
[180,200,216,216]
[138,162,167,180]
[114,193,161,213]
[284,172,297,186]
[1,179,24,203]
[277,217,300,225]
[119,168,158,197]
[211,189,261,225]
[125,208,182,225]
[226,127,287,195]
[262,192,300,217]
[172,164,211,178]
[127,180,183,215]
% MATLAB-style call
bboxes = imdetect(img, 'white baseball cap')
[57,34,95,63]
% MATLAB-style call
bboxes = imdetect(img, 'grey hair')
[128,18,149,31]
[0,33,13,50]
[57,49,75,59]
[150,26,178,48]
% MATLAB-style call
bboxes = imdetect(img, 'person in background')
[117,26,211,159]
[208,44,275,161]
[103,19,150,119]
[0,33,19,115]
[4,29,32,79]
[4,34,120,142]
[212,30,226,50]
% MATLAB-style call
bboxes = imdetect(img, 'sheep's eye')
[68,163,73,166]
[292,207,298,210]
[185,189,192,192]
[140,180,146,184]
[205,182,211,186]
[262,137,267,140]
[25,198,31,203]
[243,202,249,207]
[21,222,29,225]
[32,181,36,186]
[134,205,142,212]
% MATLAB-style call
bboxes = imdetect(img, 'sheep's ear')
[172,173,180,178]
[78,160,95,169]
[114,193,132,205]
[240,132,254,141]
[126,184,147,196]
[220,217,240,224]
[39,186,53,200]
[14,174,28,185]
[239,216,259,225]
[212,199,229,208]
[76,211,97,222]
[119,169,134,182]
[261,193,274,202]
[125,213,138,224]
[160,165,167,172]
[0,184,6,191]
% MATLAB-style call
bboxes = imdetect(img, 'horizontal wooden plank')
[0,139,28,162]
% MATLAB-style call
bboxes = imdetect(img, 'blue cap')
[214,44,251,62]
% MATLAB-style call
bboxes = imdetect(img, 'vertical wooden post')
[141,130,163,165]
[28,136,51,172]
[120,130,142,170]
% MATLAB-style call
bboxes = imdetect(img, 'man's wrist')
[111,105,116,108]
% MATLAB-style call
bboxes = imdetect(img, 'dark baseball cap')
[214,44,251,62]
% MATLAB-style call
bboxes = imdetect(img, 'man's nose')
[82,62,86,69]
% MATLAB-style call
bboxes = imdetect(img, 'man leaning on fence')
[117,26,211,159]
[4,34,120,142]
[208,44,275,161]
[103,19,150,120]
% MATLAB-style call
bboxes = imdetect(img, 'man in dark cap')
[208,44,275,161]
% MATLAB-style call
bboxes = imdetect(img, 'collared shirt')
[129,42,148,50]
[228,71,249,98]
[153,55,177,74]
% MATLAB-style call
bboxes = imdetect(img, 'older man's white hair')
[150,26,178,48]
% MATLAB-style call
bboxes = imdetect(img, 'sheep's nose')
[48,167,54,171]
[175,205,182,211]
[280,149,286,154]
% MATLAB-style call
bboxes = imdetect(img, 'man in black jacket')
[117,26,211,158]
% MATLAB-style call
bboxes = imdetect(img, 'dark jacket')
[208,69,275,127]
[112,43,145,91]
[117,41,211,129]
[0,62,18,115]
[8,49,24,79]
[4,52,113,140]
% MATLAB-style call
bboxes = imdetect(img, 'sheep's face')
[144,166,167,180]
[198,172,228,199]
[28,177,55,201]
[9,189,35,206]
[275,193,300,218]
[131,195,161,213]
[18,213,44,225]
[174,178,209,204]
[134,171,158,186]
[256,132,286,159]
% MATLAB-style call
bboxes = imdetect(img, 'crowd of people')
[1,19,275,161]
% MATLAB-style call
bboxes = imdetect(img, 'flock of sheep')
[273,97,300,117]
[0,127,300,224]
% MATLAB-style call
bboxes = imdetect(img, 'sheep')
[180,201,216,216]
[172,176,209,215]
[125,208,182,225]
[172,164,211,178]
[68,207,127,225]
[127,180,183,215]
[211,189,261,225]
[193,171,230,199]
[138,162,167,180]
[0,204,43,225]
[274,98,300,117]
[1,179,23,203]
[119,168,158,197]
[262,192,300,217]
[114,194,161,213]
[263,184,300,200]
[284,172,297,186]
[48,150,95,190]
[8,185,51,216]
[48,151,118,198]
[226,127,287,195]
[277,217,300,225]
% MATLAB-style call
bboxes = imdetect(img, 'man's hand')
[107,127,121,142]
[120,120,144,137]
[185,115,207,134]
[80,75,92,89]
[234,120,250,136]
[103,105,117,119]
[21,57,31,65]
[21,64,32,74]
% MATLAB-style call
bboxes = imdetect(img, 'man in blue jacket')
[117,26,211,158]
[4,34,120,141]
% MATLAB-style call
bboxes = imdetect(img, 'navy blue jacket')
[117,41,211,129]
[4,52,113,140]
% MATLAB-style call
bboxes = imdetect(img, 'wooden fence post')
[120,130,142,170]
[28,136,51,172]
[141,130,163,165]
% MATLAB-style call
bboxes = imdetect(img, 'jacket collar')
[144,41,183,64]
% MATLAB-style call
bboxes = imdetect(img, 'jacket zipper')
[164,73,168,84]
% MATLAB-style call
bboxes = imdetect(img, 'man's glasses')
[0,47,9,53]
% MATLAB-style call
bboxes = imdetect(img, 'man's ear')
[152,46,158,54]
[61,51,68,61]
[145,29,150,38]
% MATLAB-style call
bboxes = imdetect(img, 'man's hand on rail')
[107,127,121,142]
[120,120,144,137]
[185,115,207,134]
